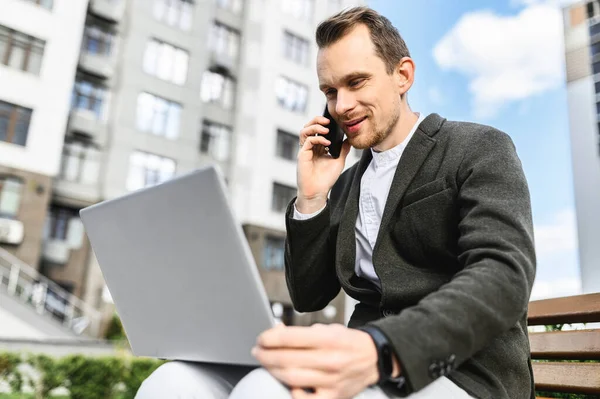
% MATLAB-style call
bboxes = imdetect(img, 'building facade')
[563,1,600,293]
[1,0,364,335]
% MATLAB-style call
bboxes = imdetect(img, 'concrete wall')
[567,77,600,294]
[0,0,88,177]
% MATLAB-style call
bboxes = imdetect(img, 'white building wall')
[567,77,600,294]
[0,0,88,177]
[231,0,363,231]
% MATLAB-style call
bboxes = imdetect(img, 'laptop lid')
[80,165,275,365]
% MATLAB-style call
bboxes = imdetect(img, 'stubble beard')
[350,107,401,150]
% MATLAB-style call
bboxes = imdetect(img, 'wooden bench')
[528,293,600,397]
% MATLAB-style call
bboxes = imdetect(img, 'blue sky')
[368,0,580,299]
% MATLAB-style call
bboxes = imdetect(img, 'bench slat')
[529,330,600,360]
[528,293,600,326]
[533,362,600,394]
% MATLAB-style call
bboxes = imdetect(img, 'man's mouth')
[343,117,367,133]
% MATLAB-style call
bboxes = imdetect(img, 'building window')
[272,183,296,213]
[283,31,309,65]
[200,120,231,161]
[59,134,101,185]
[216,0,243,14]
[0,25,45,75]
[0,100,32,147]
[276,77,308,113]
[0,176,23,219]
[82,20,114,56]
[143,39,189,85]
[281,0,313,22]
[153,0,193,31]
[23,0,53,9]
[276,129,298,161]
[126,151,176,191]
[71,76,106,120]
[201,69,235,109]
[209,22,240,61]
[136,92,181,139]
[45,206,79,241]
[263,236,285,271]
[588,1,600,20]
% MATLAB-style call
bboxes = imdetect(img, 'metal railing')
[0,246,102,338]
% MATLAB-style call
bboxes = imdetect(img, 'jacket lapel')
[373,113,444,250]
[335,149,372,291]
[335,113,445,296]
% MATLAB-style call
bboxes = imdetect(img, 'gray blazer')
[284,113,536,399]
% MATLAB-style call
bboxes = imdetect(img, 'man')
[137,6,536,399]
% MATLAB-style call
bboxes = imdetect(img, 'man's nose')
[335,90,356,117]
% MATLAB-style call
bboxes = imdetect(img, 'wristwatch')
[359,325,398,386]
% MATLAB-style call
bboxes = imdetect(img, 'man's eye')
[350,79,364,87]
[325,89,336,97]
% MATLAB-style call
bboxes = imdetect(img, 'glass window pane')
[136,92,154,132]
[143,40,158,75]
[172,49,188,85]
[8,44,25,70]
[0,179,22,217]
[27,48,42,74]
[166,1,179,26]
[180,2,193,30]
[153,0,166,20]
[157,43,174,80]
[165,103,181,139]
[63,152,80,181]
[151,98,168,135]
[81,152,100,184]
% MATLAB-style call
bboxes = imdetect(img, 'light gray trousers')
[135,361,474,399]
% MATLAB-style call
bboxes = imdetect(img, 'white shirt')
[293,113,426,288]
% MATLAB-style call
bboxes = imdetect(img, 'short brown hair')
[316,6,410,75]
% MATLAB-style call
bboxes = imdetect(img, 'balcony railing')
[0,246,102,338]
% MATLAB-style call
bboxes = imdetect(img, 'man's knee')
[135,361,233,399]
[229,368,291,399]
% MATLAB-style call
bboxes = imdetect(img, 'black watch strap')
[359,325,395,385]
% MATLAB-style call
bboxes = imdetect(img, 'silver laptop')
[79,165,276,365]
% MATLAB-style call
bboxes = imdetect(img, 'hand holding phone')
[322,105,345,159]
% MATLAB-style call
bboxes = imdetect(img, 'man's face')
[317,24,402,150]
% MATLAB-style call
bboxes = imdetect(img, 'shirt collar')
[371,112,426,168]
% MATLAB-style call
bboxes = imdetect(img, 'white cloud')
[433,4,565,118]
[511,0,580,8]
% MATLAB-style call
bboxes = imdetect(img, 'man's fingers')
[268,367,334,390]
[253,348,341,372]
[300,125,330,143]
[301,135,331,153]
[303,116,330,128]
[258,325,344,349]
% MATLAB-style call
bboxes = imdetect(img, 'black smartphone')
[322,105,345,159]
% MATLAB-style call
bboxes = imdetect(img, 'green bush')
[28,354,65,399]
[0,352,164,399]
[61,355,125,399]
[105,313,127,342]
[0,353,23,394]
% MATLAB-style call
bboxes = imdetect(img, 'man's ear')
[395,57,415,97]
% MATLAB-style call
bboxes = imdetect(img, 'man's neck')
[373,105,419,153]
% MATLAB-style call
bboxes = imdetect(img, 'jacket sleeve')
[284,198,341,312]
[369,129,536,393]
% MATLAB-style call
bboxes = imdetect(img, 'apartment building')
[562,1,600,294]
[16,0,363,330]
[0,0,88,266]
